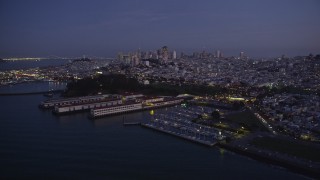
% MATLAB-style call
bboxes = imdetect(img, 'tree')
[232,101,245,110]
[212,110,220,119]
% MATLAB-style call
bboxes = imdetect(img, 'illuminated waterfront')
[0,92,308,179]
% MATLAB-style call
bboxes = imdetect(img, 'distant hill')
[73,57,91,62]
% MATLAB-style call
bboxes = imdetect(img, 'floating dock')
[123,122,141,126]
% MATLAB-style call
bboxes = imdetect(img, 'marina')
[40,93,225,146]
[141,123,217,146]
[141,105,226,147]
[40,92,225,146]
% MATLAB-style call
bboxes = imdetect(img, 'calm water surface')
[0,94,308,180]
[0,59,70,71]
[0,81,66,94]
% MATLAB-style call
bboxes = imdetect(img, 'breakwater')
[217,143,320,179]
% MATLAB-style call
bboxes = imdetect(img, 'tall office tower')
[150,51,156,59]
[216,50,221,58]
[123,55,130,64]
[135,56,140,66]
[137,48,141,60]
[157,49,161,56]
[131,55,140,66]
[143,51,149,59]
[200,51,208,59]
[173,50,177,59]
[117,52,123,61]
[161,46,169,63]
[180,52,185,59]
[193,52,199,59]
[240,52,245,59]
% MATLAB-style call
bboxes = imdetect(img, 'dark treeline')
[63,74,229,97]
[63,74,320,98]
[63,74,140,97]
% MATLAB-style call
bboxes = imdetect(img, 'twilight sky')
[0,0,319,58]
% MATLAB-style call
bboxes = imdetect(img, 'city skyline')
[1,0,320,58]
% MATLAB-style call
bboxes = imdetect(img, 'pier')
[90,98,183,118]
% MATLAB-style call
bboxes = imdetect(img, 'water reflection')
[91,115,124,127]
[92,111,150,127]
[54,112,90,126]
[219,148,225,156]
